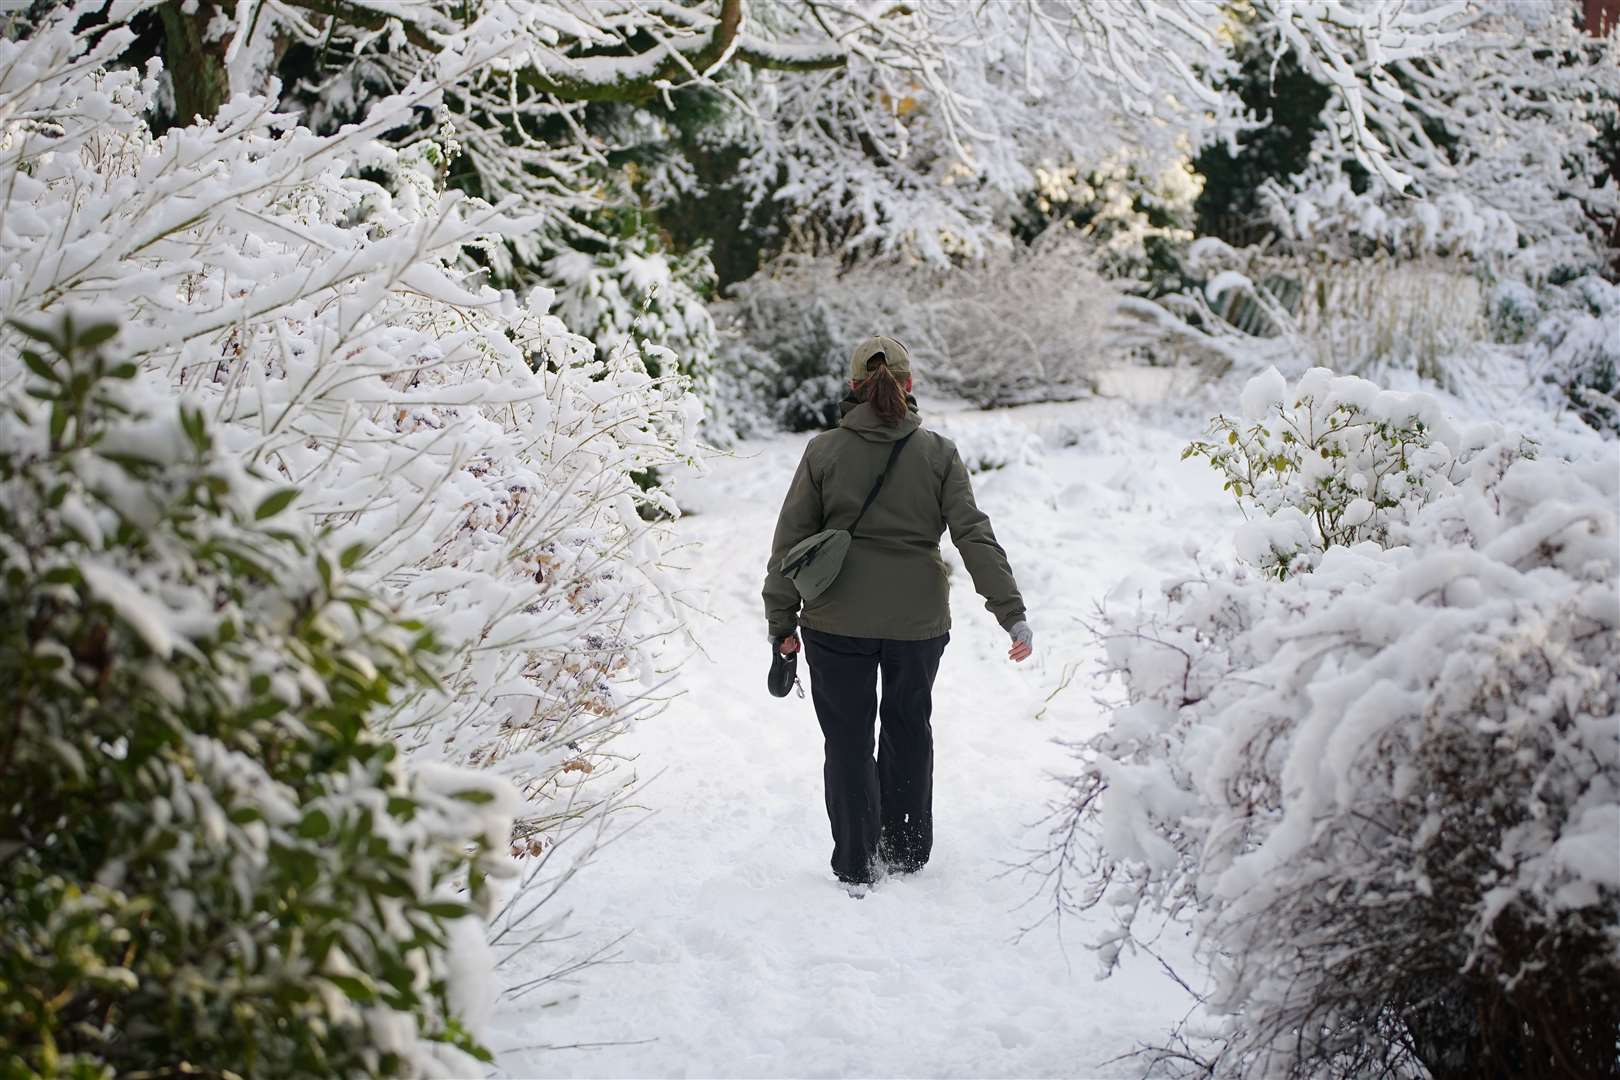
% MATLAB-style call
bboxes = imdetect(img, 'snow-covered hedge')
[0,15,699,843]
[0,316,518,1076]
[1053,369,1619,1078]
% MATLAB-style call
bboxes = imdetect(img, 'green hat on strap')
[849,335,911,382]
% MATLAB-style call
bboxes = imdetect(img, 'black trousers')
[800,628,949,884]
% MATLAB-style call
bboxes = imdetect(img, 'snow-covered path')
[494,397,1232,1079]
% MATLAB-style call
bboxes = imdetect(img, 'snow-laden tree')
[719,0,1566,264]
[1048,368,1619,1078]
[0,313,521,1076]
[0,3,698,868]
[96,1,1581,442]
[1254,0,1620,277]
[715,0,1243,264]
[126,0,1518,266]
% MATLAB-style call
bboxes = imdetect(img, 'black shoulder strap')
[847,431,914,537]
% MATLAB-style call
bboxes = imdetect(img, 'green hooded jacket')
[763,399,1026,642]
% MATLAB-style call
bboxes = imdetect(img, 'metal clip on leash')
[794,675,805,699]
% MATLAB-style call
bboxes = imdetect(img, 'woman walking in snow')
[763,335,1032,892]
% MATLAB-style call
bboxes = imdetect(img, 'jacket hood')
[838,396,921,442]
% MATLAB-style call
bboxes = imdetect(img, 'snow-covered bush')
[711,259,861,434]
[1017,156,1204,289]
[1528,276,1620,436]
[931,417,1046,474]
[1488,279,1543,345]
[0,315,519,1076]
[1050,369,1619,1079]
[914,237,1118,407]
[717,236,1120,428]
[1258,178,1526,267]
[546,230,721,433]
[0,15,699,845]
[1183,367,1499,578]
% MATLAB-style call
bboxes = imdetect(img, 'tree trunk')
[159,1,231,124]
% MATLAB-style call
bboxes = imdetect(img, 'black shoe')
[880,846,926,876]
[835,873,873,898]
[768,643,797,698]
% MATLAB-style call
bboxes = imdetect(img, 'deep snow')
[492,393,1236,1079]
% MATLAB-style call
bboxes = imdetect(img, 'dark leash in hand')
[768,638,805,699]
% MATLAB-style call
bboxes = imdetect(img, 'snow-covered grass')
[488,394,1237,1077]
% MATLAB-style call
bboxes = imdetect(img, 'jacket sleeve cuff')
[999,610,1027,632]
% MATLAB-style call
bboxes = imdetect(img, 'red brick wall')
[1585,0,1619,35]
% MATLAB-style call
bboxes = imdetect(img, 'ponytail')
[859,356,908,425]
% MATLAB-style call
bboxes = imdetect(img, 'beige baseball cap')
[849,335,912,382]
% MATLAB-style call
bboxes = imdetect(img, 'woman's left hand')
[1007,620,1033,663]
[777,633,801,655]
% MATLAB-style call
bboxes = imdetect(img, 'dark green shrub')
[0,315,516,1078]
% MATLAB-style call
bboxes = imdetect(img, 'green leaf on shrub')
[78,322,119,348]
[255,489,298,520]
[243,697,287,721]
[325,974,376,1003]
[297,810,331,839]
[370,876,412,899]
[101,452,162,472]
[21,349,56,383]
[9,318,58,346]
[180,406,208,453]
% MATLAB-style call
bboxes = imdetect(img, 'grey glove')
[1008,620,1033,649]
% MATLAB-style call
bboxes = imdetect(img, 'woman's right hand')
[777,633,801,655]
